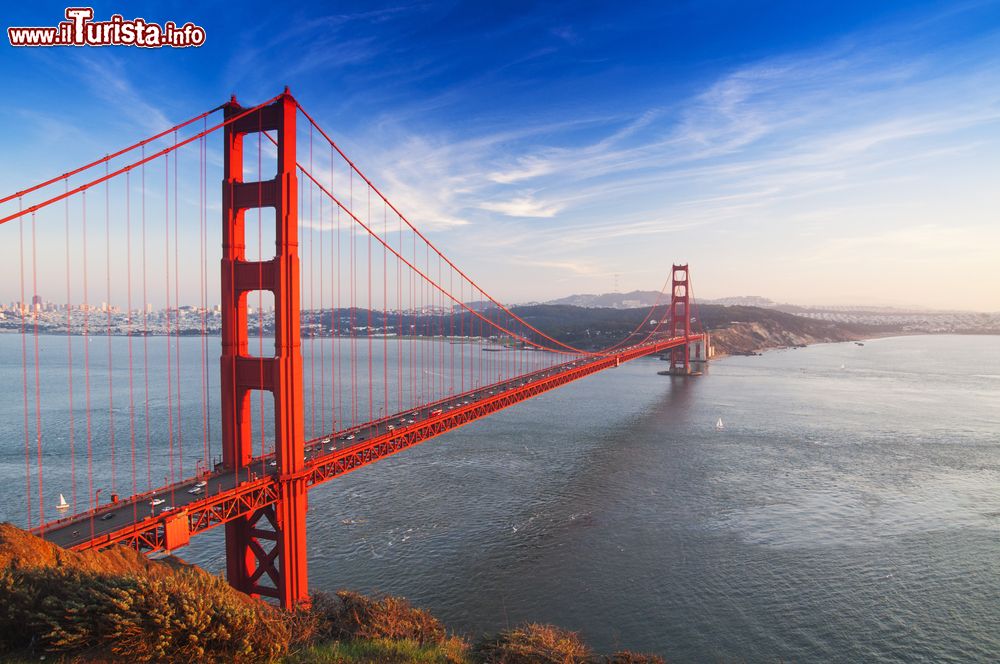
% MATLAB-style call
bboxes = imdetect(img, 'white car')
[195,481,207,488]
[187,486,203,495]
[150,498,165,506]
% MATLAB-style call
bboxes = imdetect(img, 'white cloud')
[479,196,562,218]
[285,15,1000,309]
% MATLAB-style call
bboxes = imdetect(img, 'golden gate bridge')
[0,89,707,608]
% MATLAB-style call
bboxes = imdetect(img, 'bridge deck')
[37,335,701,553]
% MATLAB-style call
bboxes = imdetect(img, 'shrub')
[290,636,470,663]
[0,565,290,662]
[473,623,592,664]
[310,590,447,645]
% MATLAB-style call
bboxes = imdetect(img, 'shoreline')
[704,329,985,360]
[704,325,924,359]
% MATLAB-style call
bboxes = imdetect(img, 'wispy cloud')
[479,196,562,218]
[73,54,173,134]
[332,14,1000,307]
[512,257,605,275]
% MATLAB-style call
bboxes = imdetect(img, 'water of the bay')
[2,334,999,662]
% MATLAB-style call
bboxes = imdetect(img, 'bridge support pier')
[667,264,693,375]
[221,90,308,608]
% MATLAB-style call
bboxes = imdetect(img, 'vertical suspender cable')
[367,187,373,423]
[31,212,44,527]
[334,180,340,432]
[397,212,403,412]
[199,124,209,471]
[382,202,388,417]
[173,132,183,479]
[319,150,326,434]
[330,147,340,431]
[64,187,76,512]
[82,191,93,520]
[126,171,137,505]
[141,150,152,491]
[164,154,174,489]
[105,162,116,494]
[309,126,316,439]
[19,202,33,527]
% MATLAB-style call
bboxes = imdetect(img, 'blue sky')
[1,1,999,310]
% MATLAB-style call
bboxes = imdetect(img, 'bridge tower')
[220,90,308,607]
[668,264,692,375]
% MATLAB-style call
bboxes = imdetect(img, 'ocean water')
[2,334,999,662]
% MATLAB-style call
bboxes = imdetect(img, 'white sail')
[715,418,724,430]
[56,493,69,510]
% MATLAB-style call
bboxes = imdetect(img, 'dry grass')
[288,636,470,663]
[474,623,593,664]
[0,522,290,663]
[1,524,670,664]
[309,591,448,645]
[0,522,179,578]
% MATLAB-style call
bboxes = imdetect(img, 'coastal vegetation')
[509,302,877,354]
[0,524,664,663]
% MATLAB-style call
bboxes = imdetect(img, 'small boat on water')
[715,418,724,430]
[56,494,69,511]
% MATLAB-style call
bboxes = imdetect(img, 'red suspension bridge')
[0,89,707,608]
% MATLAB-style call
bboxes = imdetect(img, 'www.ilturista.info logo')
[7,7,206,48]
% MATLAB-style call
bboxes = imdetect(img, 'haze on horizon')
[0,1,998,312]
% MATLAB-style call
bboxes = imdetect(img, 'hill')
[508,303,883,354]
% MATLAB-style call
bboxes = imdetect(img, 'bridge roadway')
[36,335,700,553]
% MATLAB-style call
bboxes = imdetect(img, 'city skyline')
[1,2,999,311]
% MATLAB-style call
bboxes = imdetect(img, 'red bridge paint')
[220,92,308,607]
[4,89,707,609]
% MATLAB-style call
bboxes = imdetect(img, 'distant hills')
[508,302,877,354]
[544,291,779,309]
[545,290,664,309]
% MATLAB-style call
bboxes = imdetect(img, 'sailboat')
[56,494,69,511]
[715,418,724,430]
